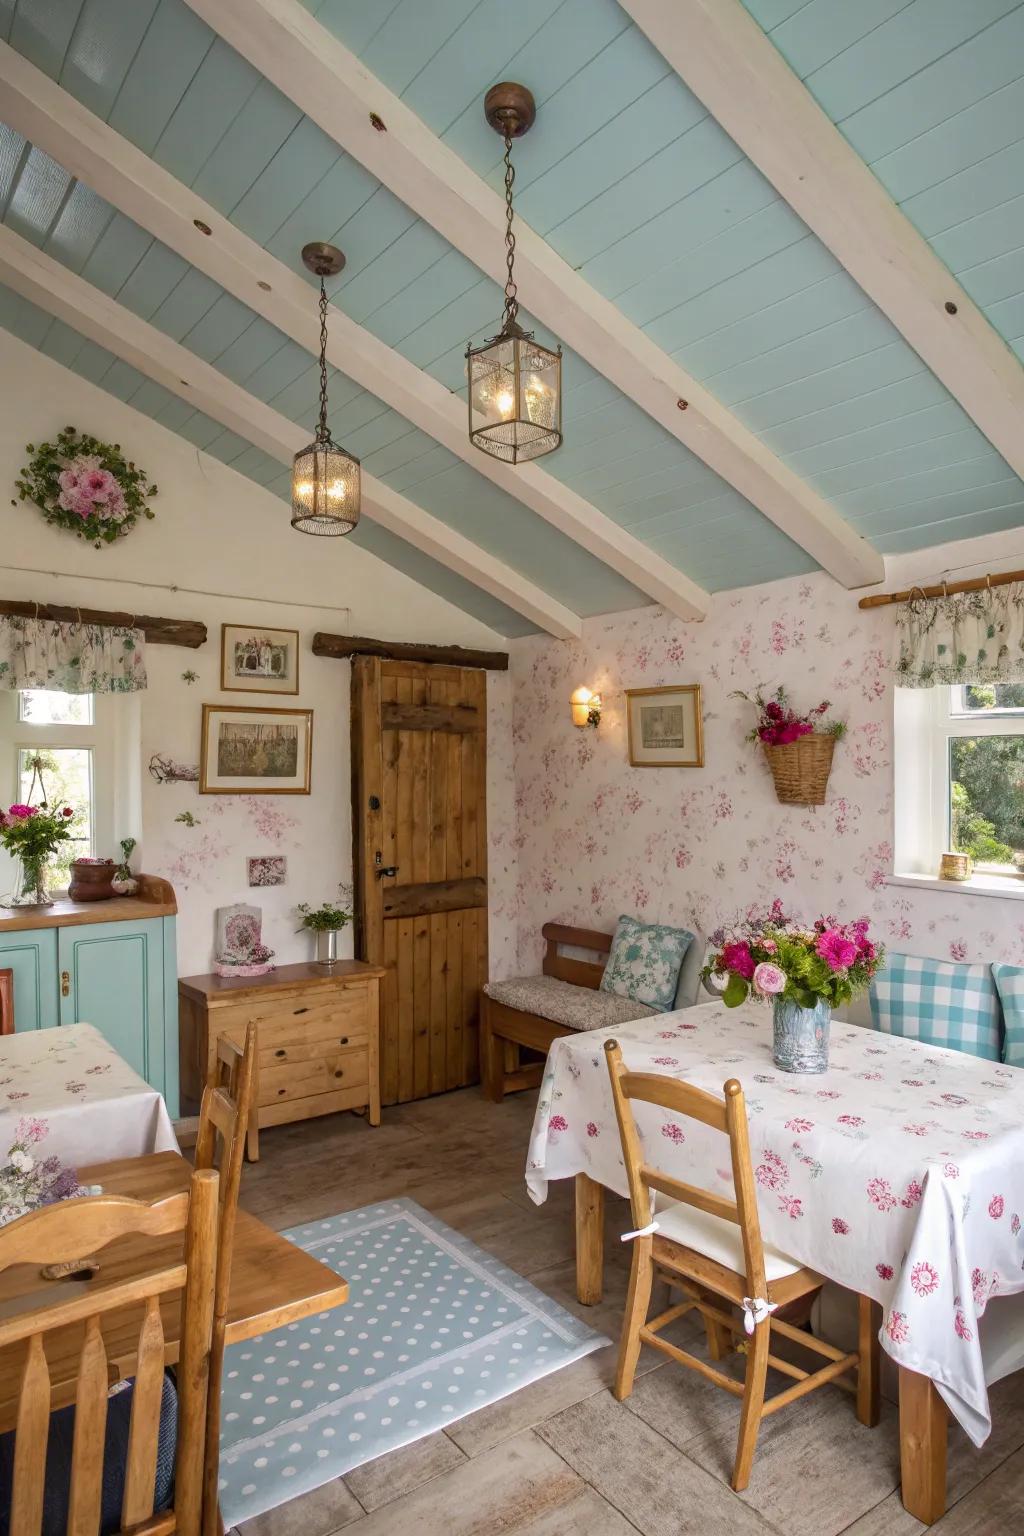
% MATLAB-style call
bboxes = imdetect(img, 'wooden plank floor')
[230,1088,1024,1536]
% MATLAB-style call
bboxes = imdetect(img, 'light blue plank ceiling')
[1,0,1023,619]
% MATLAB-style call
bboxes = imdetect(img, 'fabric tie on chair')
[742,1296,778,1334]
[620,1220,660,1242]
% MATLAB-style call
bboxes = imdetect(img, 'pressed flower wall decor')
[13,426,157,547]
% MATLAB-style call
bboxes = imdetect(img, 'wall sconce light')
[570,687,601,729]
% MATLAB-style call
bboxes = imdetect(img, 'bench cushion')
[870,953,1002,1060]
[484,975,659,1032]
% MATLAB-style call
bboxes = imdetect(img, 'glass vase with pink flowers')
[702,907,884,1073]
[0,799,77,908]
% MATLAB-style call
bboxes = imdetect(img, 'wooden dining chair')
[0,1167,218,1536]
[0,968,14,1035]
[605,1040,880,1491]
[194,1023,257,1536]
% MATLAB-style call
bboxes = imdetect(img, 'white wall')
[0,333,508,978]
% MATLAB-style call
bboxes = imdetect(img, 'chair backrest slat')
[0,1169,219,1536]
[121,1296,166,1529]
[12,1333,48,1536]
[606,1040,769,1295]
[68,1315,109,1536]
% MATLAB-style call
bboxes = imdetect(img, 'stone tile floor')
[230,1087,1024,1535]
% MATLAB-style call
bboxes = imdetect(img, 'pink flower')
[58,468,80,493]
[815,928,858,971]
[867,1177,896,1212]
[721,941,755,980]
[778,1195,803,1219]
[82,467,114,501]
[911,1262,939,1296]
[989,1195,1005,1220]
[752,961,786,996]
[661,1122,685,1144]
[547,1114,568,1138]
[837,1114,864,1127]
[585,1121,598,1138]
[832,1217,850,1235]
[876,1263,894,1281]
[901,1180,923,1208]
[13,1115,47,1145]
[954,1310,973,1342]
[786,1117,813,1133]
[886,1311,909,1344]
[6,804,36,819]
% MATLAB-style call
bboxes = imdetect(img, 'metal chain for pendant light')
[316,275,330,443]
[501,133,519,330]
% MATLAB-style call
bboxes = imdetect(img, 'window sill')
[887,873,1024,901]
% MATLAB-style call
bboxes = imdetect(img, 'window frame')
[894,683,1024,879]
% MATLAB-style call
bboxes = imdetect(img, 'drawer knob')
[294,1006,309,1015]
[334,1069,343,1078]
[275,1048,286,1058]
[278,1087,286,1096]
[339,1036,349,1045]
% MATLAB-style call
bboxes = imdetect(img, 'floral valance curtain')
[0,615,146,693]
[893,584,1024,689]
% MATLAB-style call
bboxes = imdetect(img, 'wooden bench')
[480,922,619,1101]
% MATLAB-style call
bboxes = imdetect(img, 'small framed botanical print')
[626,684,704,767]
[200,705,313,794]
[221,624,300,695]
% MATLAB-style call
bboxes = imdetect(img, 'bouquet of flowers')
[0,1117,85,1226]
[732,685,846,746]
[14,426,157,548]
[0,798,77,902]
[703,907,884,1011]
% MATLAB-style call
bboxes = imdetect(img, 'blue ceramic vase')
[772,996,831,1073]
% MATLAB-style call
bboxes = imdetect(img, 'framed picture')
[248,855,287,887]
[200,705,313,794]
[625,684,704,768]
[221,624,300,695]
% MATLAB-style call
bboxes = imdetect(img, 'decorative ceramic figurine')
[111,836,139,896]
[214,902,275,978]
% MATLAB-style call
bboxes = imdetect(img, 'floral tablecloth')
[0,1023,178,1169]
[526,1002,1024,1444]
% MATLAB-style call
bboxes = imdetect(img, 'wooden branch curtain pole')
[0,599,207,647]
[858,569,1024,610]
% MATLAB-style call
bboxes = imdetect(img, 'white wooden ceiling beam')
[0,42,708,623]
[620,0,1024,486]
[181,0,883,589]
[0,225,581,639]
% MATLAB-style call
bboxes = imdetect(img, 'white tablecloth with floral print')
[526,1002,1024,1445]
[0,1023,178,1169]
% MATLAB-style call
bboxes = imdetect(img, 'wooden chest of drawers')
[178,960,384,1155]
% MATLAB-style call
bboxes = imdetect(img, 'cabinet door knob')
[294,1007,309,1015]
[275,1048,286,1058]
[61,971,70,999]
[339,1036,349,1045]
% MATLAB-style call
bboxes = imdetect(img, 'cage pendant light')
[466,83,562,465]
[291,242,361,536]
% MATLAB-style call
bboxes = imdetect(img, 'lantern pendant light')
[291,241,361,536]
[465,83,562,464]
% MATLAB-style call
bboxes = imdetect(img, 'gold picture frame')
[625,684,704,767]
[220,624,300,695]
[200,704,313,794]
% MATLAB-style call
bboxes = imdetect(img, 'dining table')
[526,1000,1024,1526]
[0,1149,350,1432]
[0,1022,178,1166]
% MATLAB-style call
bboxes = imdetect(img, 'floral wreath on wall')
[13,426,157,547]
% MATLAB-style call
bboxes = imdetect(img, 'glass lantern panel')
[468,335,561,463]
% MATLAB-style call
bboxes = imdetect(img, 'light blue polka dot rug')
[217,1197,607,1525]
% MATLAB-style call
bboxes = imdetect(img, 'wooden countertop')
[179,957,387,1003]
[0,874,176,932]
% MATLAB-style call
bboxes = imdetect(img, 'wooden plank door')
[352,656,487,1104]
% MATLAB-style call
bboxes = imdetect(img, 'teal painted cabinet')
[0,894,179,1117]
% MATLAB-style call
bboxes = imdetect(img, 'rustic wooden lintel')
[0,600,206,648]
[313,632,508,671]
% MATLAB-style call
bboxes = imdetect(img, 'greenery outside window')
[1,690,109,891]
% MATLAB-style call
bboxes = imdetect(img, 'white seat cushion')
[654,1197,802,1282]
[483,974,659,1031]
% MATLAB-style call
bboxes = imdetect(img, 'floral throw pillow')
[600,915,694,1012]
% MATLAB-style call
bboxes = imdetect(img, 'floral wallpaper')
[496,571,1024,981]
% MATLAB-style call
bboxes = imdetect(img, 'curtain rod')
[858,568,1024,610]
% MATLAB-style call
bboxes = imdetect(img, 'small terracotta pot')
[68,859,116,902]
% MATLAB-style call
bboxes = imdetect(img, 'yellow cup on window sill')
[939,851,973,882]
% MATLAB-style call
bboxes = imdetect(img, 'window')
[895,683,1024,883]
[1,690,110,891]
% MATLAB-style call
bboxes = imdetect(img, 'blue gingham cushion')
[869,953,1002,1061]
[991,964,1024,1067]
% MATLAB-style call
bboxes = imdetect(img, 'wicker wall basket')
[762,734,836,806]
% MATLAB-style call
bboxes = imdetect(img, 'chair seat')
[654,1197,802,1282]
[484,974,660,1031]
